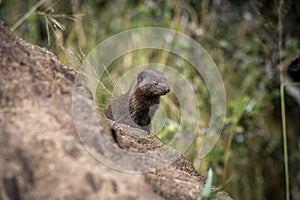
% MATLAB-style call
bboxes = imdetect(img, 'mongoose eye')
[137,71,146,83]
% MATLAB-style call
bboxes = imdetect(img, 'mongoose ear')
[137,71,146,83]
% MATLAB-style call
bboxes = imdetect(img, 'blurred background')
[1,0,299,199]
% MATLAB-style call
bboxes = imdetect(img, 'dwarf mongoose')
[106,69,170,133]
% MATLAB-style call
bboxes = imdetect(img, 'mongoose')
[105,69,170,133]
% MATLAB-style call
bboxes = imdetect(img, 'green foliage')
[200,168,214,199]
[231,96,250,124]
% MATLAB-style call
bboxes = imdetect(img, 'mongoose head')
[135,69,170,96]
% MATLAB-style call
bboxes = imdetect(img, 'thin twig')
[278,0,290,199]
[11,0,48,31]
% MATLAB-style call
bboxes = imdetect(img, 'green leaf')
[201,168,213,198]
[232,96,250,124]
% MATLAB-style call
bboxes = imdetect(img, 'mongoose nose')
[158,84,170,95]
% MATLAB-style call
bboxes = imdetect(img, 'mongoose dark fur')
[105,69,170,133]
